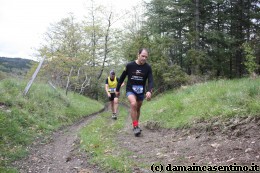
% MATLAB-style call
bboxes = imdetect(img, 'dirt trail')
[13,103,260,173]
[13,106,107,173]
[118,111,260,172]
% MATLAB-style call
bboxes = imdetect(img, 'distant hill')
[0,57,35,76]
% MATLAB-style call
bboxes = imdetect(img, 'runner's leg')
[128,94,142,136]
[136,100,143,121]
[111,100,114,113]
[114,97,119,114]
[128,94,138,124]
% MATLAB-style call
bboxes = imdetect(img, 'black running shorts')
[108,93,117,101]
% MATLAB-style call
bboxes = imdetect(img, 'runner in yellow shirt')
[105,70,124,119]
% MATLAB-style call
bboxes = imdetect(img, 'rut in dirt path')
[13,105,108,173]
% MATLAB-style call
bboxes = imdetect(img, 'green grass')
[1,77,259,172]
[0,78,103,171]
[79,106,137,172]
[141,78,260,128]
[79,77,259,172]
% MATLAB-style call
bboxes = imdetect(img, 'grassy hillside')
[141,78,260,128]
[0,78,103,171]
[80,77,260,172]
[1,77,259,172]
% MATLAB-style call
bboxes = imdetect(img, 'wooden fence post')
[23,56,46,96]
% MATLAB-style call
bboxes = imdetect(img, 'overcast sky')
[0,0,143,60]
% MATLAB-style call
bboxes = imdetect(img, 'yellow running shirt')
[108,77,118,93]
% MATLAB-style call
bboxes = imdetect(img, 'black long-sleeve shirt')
[116,61,154,94]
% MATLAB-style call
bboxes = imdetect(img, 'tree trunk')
[65,67,73,95]
[97,12,112,80]
[195,0,200,50]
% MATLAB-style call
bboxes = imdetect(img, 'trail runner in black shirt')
[116,48,154,136]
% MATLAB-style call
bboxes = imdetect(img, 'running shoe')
[112,113,117,120]
[133,126,142,136]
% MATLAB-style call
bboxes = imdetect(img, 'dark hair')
[138,48,149,55]
[110,70,115,75]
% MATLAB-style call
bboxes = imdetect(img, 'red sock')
[133,120,138,127]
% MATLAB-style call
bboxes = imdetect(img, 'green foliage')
[120,31,189,94]
[156,63,189,92]
[36,9,126,100]
[186,49,207,75]
[163,64,189,85]
[0,78,103,169]
[142,0,260,78]
[0,167,17,173]
[242,42,258,76]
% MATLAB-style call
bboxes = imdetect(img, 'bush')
[152,62,189,94]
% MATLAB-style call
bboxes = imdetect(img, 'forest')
[26,0,259,101]
[0,57,34,78]
[0,1,259,172]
